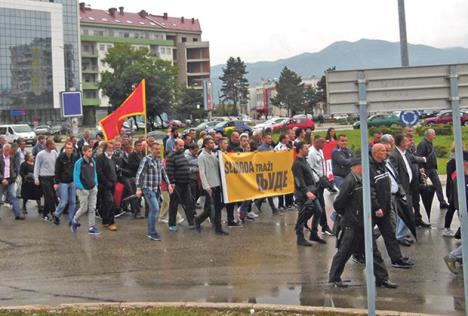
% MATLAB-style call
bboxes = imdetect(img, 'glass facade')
[0,0,80,123]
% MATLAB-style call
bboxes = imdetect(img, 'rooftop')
[79,3,202,33]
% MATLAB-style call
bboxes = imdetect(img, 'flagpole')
[142,79,148,155]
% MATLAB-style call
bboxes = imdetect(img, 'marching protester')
[292,141,322,247]
[417,129,449,210]
[33,139,58,221]
[329,157,397,288]
[331,134,354,188]
[71,145,100,235]
[32,135,46,157]
[52,142,77,226]
[0,144,25,220]
[136,142,172,241]
[195,137,229,235]
[20,152,42,213]
[96,142,118,231]
[166,139,196,231]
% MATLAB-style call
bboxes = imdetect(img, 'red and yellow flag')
[99,79,146,141]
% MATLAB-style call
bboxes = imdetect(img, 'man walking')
[417,129,449,209]
[195,137,229,235]
[34,139,58,221]
[329,158,397,289]
[0,144,24,220]
[53,142,77,226]
[136,142,172,241]
[331,134,354,188]
[71,145,100,235]
[292,142,322,246]
[96,142,118,231]
[165,139,196,231]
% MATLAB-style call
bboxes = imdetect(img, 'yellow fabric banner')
[219,151,295,203]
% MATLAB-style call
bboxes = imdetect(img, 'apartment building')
[79,3,210,124]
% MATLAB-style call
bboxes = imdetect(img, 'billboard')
[326,63,468,114]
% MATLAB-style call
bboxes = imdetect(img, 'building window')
[99,44,105,51]
[193,38,198,42]
[181,37,187,43]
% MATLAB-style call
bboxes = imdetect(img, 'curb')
[0,302,437,316]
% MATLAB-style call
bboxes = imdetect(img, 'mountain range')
[210,39,468,100]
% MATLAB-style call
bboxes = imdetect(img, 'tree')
[219,57,249,115]
[315,66,336,103]
[271,67,304,116]
[176,87,206,121]
[99,43,180,129]
[303,86,318,115]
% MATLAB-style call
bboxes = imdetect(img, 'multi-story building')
[79,3,210,125]
[248,79,325,118]
[0,0,80,123]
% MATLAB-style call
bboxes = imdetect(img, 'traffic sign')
[399,110,419,126]
[61,91,82,118]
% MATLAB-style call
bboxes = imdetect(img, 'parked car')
[253,117,287,131]
[0,124,36,144]
[424,110,468,126]
[193,121,218,133]
[353,114,403,129]
[168,120,185,129]
[33,125,61,135]
[272,115,315,132]
[214,120,252,135]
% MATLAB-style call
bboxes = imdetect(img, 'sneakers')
[52,215,60,225]
[391,259,413,269]
[70,219,80,232]
[42,215,51,222]
[88,226,101,235]
[247,212,259,219]
[159,219,169,224]
[177,218,185,224]
[443,255,460,274]
[442,228,455,237]
[108,224,118,231]
[322,226,334,236]
[114,210,126,218]
[15,215,25,220]
[147,233,161,241]
[169,226,177,232]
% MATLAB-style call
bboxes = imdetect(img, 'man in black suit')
[389,134,418,246]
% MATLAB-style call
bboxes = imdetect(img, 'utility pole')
[398,0,409,66]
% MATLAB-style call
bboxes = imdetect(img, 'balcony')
[82,98,100,106]
[82,82,99,90]
[82,67,98,74]
[81,51,98,58]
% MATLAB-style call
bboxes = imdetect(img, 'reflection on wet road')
[0,199,464,315]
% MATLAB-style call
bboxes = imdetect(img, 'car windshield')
[12,125,32,133]
[215,122,226,128]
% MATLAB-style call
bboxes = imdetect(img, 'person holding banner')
[194,137,229,235]
[292,141,322,247]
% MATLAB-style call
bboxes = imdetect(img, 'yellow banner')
[219,151,295,203]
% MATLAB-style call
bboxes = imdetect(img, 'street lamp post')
[398,0,409,66]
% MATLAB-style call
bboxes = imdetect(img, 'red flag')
[99,79,146,141]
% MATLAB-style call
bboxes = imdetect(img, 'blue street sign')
[400,110,419,126]
[61,91,83,118]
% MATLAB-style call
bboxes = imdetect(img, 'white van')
[0,124,36,144]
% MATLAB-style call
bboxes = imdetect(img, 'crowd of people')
[0,124,464,288]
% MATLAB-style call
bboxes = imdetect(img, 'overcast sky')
[88,0,468,65]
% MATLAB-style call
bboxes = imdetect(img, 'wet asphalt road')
[0,193,464,315]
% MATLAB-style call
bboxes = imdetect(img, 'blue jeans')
[144,188,160,236]
[0,182,21,217]
[54,182,76,225]
[396,215,409,241]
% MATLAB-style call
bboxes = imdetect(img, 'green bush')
[434,144,450,158]
[415,124,453,136]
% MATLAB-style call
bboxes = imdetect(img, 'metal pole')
[398,0,409,66]
[358,71,376,316]
[449,65,468,315]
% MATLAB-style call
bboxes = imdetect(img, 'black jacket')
[389,148,416,197]
[127,151,144,178]
[331,147,354,177]
[446,158,456,203]
[292,156,317,201]
[55,152,76,184]
[166,149,191,184]
[227,141,242,153]
[0,154,17,183]
[96,154,118,189]
[118,152,132,178]
[416,138,437,170]
[369,157,392,216]
[333,171,364,228]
